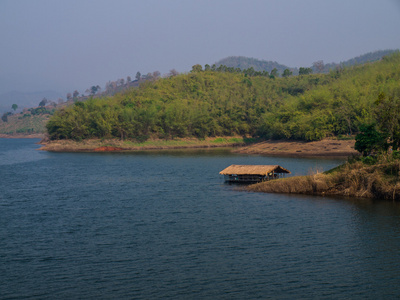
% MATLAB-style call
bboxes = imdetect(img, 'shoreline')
[0,133,45,139]
[37,137,357,157]
[37,137,247,152]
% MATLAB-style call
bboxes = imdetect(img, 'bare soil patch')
[94,146,124,151]
[235,138,357,157]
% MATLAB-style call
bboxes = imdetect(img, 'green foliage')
[191,64,203,73]
[90,85,100,95]
[215,56,291,74]
[355,124,388,156]
[29,107,54,115]
[354,86,400,156]
[393,150,400,160]
[374,90,400,150]
[337,134,354,140]
[39,98,48,107]
[282,69,293,77]
[46,53,400,142]
[2,112,9,122]
[299,67,313,75]
[360,156,377,165]
[16,127,35,134]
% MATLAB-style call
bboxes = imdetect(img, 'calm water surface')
[1,139,400,299]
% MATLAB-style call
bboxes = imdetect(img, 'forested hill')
[340,49,399,67]
[323,49,399,73]
[46,53,400,142]
[217,49,399,75]
[215,56,291,74]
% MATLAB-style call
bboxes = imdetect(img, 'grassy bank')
[247,155,400,201]
[39,136,253,152]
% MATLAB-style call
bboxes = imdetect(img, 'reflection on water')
[1,139,400,299]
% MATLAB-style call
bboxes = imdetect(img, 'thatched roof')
[219,165,291,175]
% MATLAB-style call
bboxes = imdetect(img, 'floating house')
[219,165,291,183]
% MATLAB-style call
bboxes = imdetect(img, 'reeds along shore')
[247,155,400,201]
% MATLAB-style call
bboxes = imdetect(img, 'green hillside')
[0,110,53,135]
[45,53,400,142]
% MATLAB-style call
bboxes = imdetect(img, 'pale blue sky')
[1,0,399,98]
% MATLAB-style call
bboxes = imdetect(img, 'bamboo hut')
[219,164,291,183]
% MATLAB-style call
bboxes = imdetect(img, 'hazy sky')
[1,0,400,97]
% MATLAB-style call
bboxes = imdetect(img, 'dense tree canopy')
[47,53,400,143]
[355,124,388,156]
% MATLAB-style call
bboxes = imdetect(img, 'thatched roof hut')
[219,164,291,183]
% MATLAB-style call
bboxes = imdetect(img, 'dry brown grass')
[247,157,400,201]
[248,173,331,195]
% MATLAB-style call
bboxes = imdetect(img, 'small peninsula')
[247,155,400,201]
[38,136,357,155]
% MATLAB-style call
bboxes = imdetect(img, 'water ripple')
[1,140,400,299]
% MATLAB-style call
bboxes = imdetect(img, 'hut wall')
[224,172,287,183]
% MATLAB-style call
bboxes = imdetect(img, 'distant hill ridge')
[1,49,397,113]
[216,49,399,75]
[215,56,292,74]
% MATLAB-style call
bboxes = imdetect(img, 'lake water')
[1,139,400,299]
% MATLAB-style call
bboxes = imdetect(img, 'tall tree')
[355,124,388,156]
[299,67,313,75]
[169,69,179,77]
[39,98,48,107]
[270,68,278,78]
[1,112,8,122]
[90,85,101,95]
[282,69,292,77]
[313,60,325,73]
[152,71,161,79]
[12,104,18,111]
[375,91,400,150]
[191,64,203,73]
[135,71,141,81]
